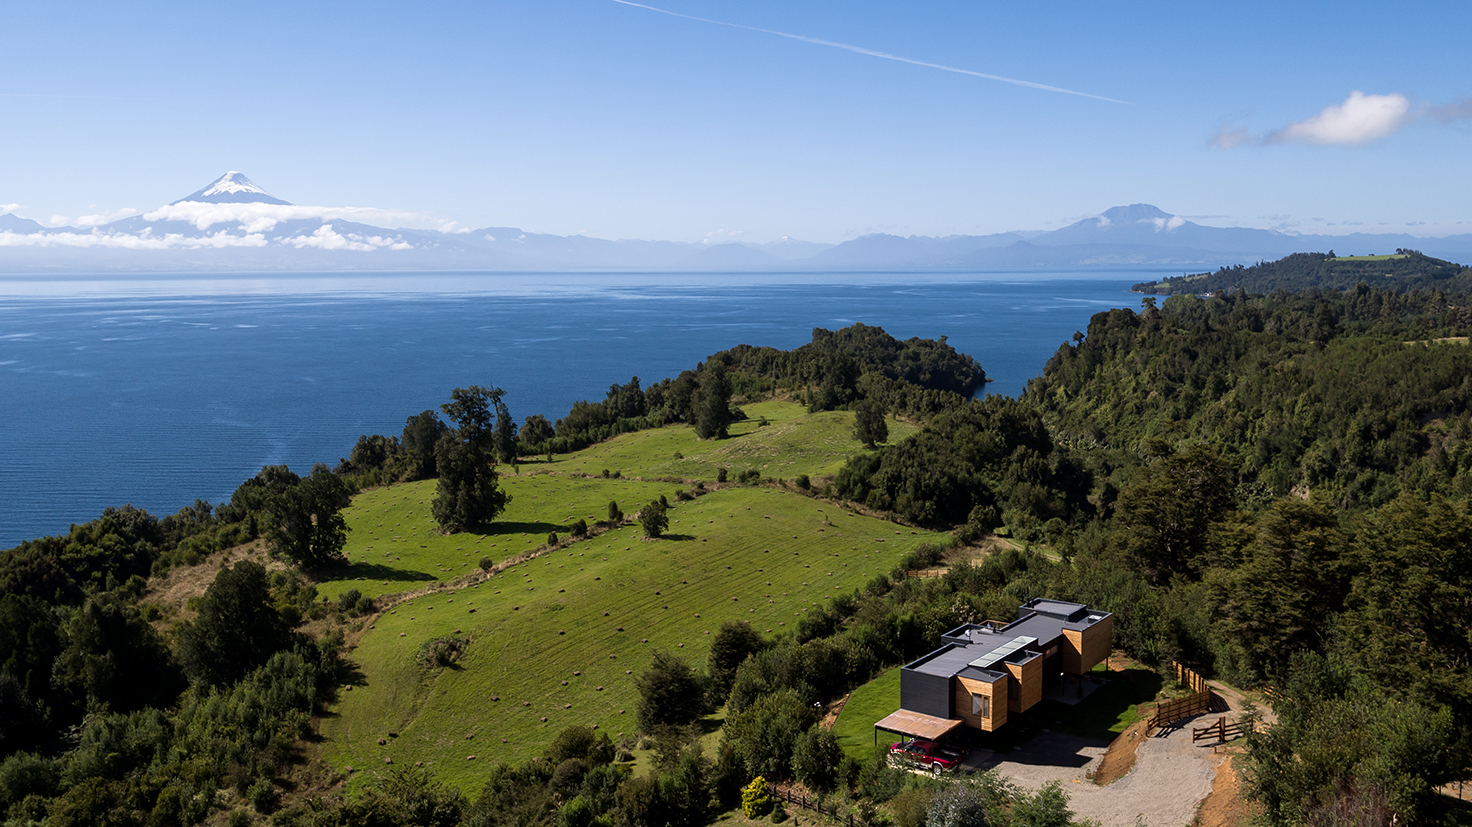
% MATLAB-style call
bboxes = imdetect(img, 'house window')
[971,693,991,718]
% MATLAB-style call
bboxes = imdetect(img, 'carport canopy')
[873,709,965,743]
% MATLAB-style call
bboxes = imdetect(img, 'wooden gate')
[1191,715,1254,744]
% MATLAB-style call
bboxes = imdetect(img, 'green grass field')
[832,667,902,760]
[538,400,917,481]
[323,485,945,793]
[318,475,681,602]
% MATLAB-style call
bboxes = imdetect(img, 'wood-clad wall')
[1062,629,1084,675]
[1062,616,1113,676]
[1003,655,1045,713]
[1019,655,1043,711]
[954,675,1006,732]
[1079,616,1112,672]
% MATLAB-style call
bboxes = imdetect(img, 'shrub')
[771,800,788,822]
[548,532,558,546]
[558,795,594,827]
[479,556,494,571]
[676,490,694,502]
[607,501,623,522]
[338,588,362,614]
[792,726,841,792]
[635,650,706,732]
[247,778,278,813]
[742,777,774,818]
[739,468,761,483]
[416,636,467,669]
[717,468,728,483]
[641,500,669,539]
[659,494,669,508]
[795,474,810,490]
[571,519,588,537]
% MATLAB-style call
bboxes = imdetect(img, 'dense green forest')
[5,274,1472,826]
[1133,250,1472,296]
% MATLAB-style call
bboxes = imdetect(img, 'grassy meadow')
[539,400,918,481]
[320,403,945,793]
[318,475,680,602]
[832,667,903,761]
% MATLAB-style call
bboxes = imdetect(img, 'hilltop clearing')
[323,484,945,791]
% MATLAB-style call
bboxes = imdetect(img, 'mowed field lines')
[543,400,918,481]
[317,475,681,601]
[323,486,946,793]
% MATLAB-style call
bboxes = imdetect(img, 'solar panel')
[968,635,1038,669]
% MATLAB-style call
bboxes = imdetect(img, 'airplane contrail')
[610,0,1126,105]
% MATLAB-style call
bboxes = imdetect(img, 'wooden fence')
[1174,661,1211,694]
[771,786,856,826]
[1148,662,1216,733]
[1148,691,1213,732]
[1192,716,1254,745]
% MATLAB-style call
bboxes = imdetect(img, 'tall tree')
[519,414,554,451]
[175,561,291,686]
[634,650,706,732]
[433,386,511,533]
[693,362,733,440]
[1109,444,1234,584]
[264,464,352,568]
[852,399,888,448]
[401,411,449,480]
[493,395,517,465]
[51,595,183,714]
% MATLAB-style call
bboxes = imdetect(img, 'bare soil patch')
[1091,712,1150,785]
[1197,749,1261,827]
[143,539,280,626]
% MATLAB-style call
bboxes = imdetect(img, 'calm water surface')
[0,270,1156,547]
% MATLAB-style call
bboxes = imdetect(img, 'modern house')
[876,599,1113,742]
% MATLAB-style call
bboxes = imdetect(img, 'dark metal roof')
[905,599,1112,682]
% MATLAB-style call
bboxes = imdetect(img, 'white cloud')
[1266,91,1412,146]
[701,228,746,245]
[279,225,413,252]
[1214,90,1472,149]
[1150,216,1186,231]
[143,202,462,234]
[76,207,139,227]
[0,204,21,216]
[0,230,269,249]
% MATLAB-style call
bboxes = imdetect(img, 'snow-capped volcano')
[171,172,292,206]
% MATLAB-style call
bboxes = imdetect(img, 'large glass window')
[971,693,991,718]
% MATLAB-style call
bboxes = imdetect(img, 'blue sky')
[3,1,1469,243]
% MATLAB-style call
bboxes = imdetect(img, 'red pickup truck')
[889,739,961,774]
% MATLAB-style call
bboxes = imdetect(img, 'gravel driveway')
[965,724,1217,827]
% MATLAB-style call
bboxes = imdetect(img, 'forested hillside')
[1133,250,1472,296]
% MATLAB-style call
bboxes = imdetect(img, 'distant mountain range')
[2,174,1468,273]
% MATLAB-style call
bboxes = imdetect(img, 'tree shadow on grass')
[322,562,438,585]
[657,534,697,542]
[1045,667,1165,742]
[483,520,566,536]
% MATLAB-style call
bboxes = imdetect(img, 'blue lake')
[0,270,1157,548]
